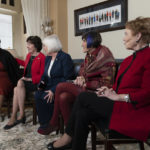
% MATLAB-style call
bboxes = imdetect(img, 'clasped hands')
[96,86,120,101]
[73,76,86,87]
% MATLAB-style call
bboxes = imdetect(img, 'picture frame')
[23,16,27,34]
[74,0,128,36]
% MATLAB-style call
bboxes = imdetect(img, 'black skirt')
[22,80,37,93]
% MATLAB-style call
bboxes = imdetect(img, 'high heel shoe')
[3,122,17,130]
[16,116,26,124]
[47,141,72,150]
[3,116,26,130]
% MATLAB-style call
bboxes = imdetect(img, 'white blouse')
[48,60,54,77]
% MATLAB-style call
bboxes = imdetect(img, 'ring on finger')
[101,91,104,95]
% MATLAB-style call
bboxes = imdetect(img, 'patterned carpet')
[0,108,149,150]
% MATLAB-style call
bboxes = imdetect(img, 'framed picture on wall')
[74,0,128,36]
[23,17,27,34]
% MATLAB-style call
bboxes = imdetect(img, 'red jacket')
[16,52,45,84]
[109,46,150,141]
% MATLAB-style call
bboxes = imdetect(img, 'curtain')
[21,0,49,38]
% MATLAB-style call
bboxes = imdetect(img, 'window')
[9,0,14,6]
[0,14,13,49]
[1,0,7,4]
[1,0,15,6]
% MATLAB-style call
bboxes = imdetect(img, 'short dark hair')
[82,31,102,48]
[26,36,42,52]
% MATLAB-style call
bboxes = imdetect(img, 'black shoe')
[3,122,17,130]
[47,141,72,150]
[16,116,26,124]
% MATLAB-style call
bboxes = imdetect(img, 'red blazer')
[109,46,150,141]
[16,52,45,84]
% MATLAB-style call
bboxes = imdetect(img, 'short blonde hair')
[126,17,150,44]
[42,34,62,53]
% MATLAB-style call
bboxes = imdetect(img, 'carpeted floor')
[0,108,149,150]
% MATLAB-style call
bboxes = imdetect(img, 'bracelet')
[124,94,130,103]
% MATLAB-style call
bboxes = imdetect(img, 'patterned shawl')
[79,45,115,90]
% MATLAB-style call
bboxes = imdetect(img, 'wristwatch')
[124,94,130,103]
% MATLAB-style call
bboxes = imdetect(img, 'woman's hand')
[44,90,54,103]
[38,81,45,90]
[96,86,109,94]
[21,77,32,82]
[73,76,86,87]
[96,87,121,101]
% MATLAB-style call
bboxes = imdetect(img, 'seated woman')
[38,31,115,135]
[0,48,21,113]
[4,36,45,130]
[47,17,150,150]
[35,34,74,133]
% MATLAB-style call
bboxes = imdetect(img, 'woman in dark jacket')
[39,31,115,135]
[47,17,150,150]
[4,36,45,130]
[35,34,74,133]
[0,48,21,112]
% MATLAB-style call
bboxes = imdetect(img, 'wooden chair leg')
[33,100,37,125]
[7,98,11,118]
[139,142,145,150]
[104,130,115,150]
[91,125,97,150]
[104,141,112,150]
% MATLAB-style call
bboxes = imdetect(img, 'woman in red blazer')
[47,17,150,150]
[4,36,45,130]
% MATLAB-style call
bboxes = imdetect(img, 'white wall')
[68,0,150,59]
[13,13,24,58]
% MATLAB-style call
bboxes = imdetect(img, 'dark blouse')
[25,56,35,78]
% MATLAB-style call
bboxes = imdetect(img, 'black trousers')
[65,91,114,150]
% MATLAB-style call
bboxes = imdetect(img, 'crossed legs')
[7,79,26,125]
[50,82,83,127]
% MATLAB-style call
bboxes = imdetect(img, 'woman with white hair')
[35,34,74,133]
